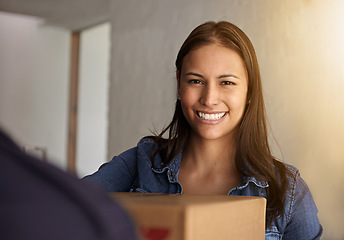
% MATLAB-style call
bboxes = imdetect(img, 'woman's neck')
[182,133,238,174]
[178,133,241,195]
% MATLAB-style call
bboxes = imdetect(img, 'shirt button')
[169,171,174,177]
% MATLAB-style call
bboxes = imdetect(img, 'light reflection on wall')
[259,1,344,238]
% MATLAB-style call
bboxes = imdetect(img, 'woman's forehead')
[181,44,247,78]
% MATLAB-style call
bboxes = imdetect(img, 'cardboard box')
[109,193,266,240]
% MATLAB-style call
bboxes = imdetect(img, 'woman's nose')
[200,84,220,106]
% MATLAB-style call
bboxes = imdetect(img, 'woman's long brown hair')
[148,21,290,228]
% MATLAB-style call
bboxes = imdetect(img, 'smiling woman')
[177,44,248,144]
[84,20,322,239]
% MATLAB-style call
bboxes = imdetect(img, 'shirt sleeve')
[282,172,323,239]
[83,147,138,192]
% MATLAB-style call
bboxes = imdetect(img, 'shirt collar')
[238,175,269,190]
[151,149,182,175]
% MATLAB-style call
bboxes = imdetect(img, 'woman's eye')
[221,81,234,85]
[189,79,203,84]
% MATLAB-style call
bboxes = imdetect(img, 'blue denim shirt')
[84,138,323,239]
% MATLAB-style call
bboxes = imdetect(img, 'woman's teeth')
[197,111,226,120]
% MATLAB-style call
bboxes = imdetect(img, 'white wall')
[0,11,70,169]
[0,11,110,175]
[108,0,344,239]
[76,22,110,177]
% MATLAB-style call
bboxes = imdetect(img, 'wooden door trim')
[67,31,80,175]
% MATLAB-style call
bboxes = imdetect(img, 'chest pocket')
[265,226,281,240]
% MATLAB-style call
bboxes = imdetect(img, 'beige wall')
[108,0,344,239]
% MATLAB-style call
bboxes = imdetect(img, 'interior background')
[1,0,343,239]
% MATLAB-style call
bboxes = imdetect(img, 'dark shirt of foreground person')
[0,128,138,240]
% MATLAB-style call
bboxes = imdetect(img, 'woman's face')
[177,43,248,142]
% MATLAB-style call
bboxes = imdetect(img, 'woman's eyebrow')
[184,72,239,79]
[218,74,239,79]
[184,72,204,78]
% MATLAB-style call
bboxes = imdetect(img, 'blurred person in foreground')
[0,128,138,240]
